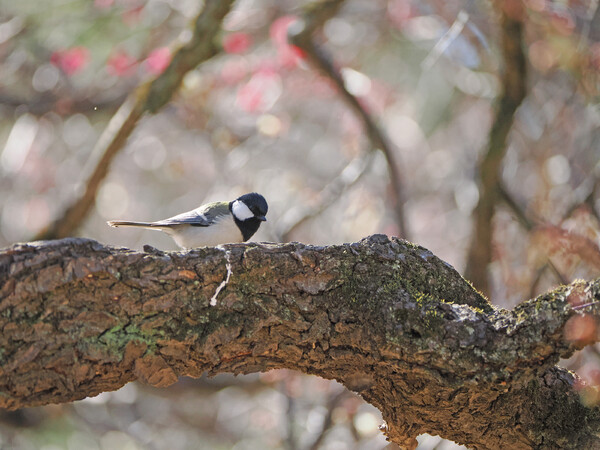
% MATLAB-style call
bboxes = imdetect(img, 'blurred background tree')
[0,0,599,448]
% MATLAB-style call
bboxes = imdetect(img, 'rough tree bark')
[1,235,599,449]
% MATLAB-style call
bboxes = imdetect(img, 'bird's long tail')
[107,220,164,230]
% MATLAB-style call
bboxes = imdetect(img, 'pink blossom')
[107,50,137,76]
[122,4,144,26]
[387,0,413,28]
[269,15,306,68]
[269,16,297,46]
[549,9,575,36]
[591,43,600,69]
[220,58,249,85]
[223,32,253,54]
[276,44,307,68]
[94,0,114,9]
[144,47,171,75]
[50,46,90,75]
[236,69,282,113]
[237,82,263,112]
[285,72,335,99]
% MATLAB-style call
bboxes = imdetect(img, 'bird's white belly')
[167,216,243,248]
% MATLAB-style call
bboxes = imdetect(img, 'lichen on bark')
[1,235,599,449]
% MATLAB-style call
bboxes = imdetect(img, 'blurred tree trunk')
[1,236,599,449]
[464,3,528,297]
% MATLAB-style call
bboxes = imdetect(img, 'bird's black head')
[230,192,268,241]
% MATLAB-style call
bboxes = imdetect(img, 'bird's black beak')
[257,215,267,221]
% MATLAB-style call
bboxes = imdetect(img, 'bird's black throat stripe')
[235,217,262,241]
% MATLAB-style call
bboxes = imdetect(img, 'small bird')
[107,192,268,249]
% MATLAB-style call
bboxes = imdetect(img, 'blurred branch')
[464,2,527,297]
[34,0,235,241]
[583,182,600,223]
[498,183,568,291]
[2,236,600,448]
[307,389,349,450]
[529,265,549,300]
[284,383,298,450]
[288,0,409,239]
[587,0,600,42]
[276,152,374,242]
[535,226,600,271]
[588,345,600,365]
[0,91,126,116]
[497,183,532,231]
[501,171,600,296]
[422,9,470,71]
[566,176,600,223]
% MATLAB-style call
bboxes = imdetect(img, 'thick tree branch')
[1,236,599,448]
[34,0,235,241]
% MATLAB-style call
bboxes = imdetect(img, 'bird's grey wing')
[199,201,230,222]
[154,201,229,227]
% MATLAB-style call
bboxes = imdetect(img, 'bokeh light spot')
[1,113,38,173]
[32,64,60,92]
[544,154,570,185]
[96,182,130,219]
[341,68,372,97]
[354,411,380,437]
[454,180,480,214]
[131,135,167,171]
[63,114,94,149]
[564,314,597,345]
[529,40,558,72]
[256,114,282,137]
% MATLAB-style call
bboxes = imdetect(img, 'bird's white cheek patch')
[232,200,254,221]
